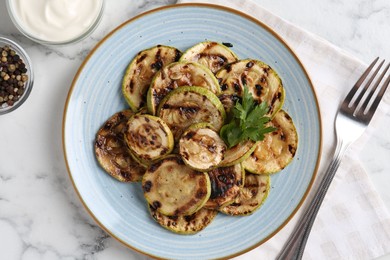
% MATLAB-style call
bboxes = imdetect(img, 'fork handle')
[276,138,350,260]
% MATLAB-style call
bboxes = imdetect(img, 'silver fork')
[277,57,390,260]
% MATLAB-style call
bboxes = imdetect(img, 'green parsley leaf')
[220,122,242,147]
[220,85,276,148]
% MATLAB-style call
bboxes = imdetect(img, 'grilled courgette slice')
[242,110,298,174]
[157,86,226,140]
[149,205,217,234]
[179,126,226,171]
[124,114,173,163]
[205,163,244,209]
[218,93,241,119]
[216,59,285,117]
[180,41,238,73]
[94,110,145,182]
[219,140,257,167]
[147,61,220,115]
[219,172,269,216]
[122,45,181,111]
[142,155,211,216]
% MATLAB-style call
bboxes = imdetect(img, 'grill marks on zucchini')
[147,61,220,115]
[94,42,299,235]
[149,205,217,234]
[219,173,269,216]
[158,86,226,140]
[179,127,226,171]
[205,164,244,209]
[180,41,238,73]
[242,110,298,174]
[142,155,211,216]
[94,110,145,182]
[122,45,181,111]
[218,94,241,117]
[124,114,173,162]
[216,59,285,117]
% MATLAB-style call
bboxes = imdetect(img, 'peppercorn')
[0,45,28,108]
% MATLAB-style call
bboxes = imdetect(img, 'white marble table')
[0,0,389,259]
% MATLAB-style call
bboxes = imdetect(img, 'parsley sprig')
[220,86,276,148]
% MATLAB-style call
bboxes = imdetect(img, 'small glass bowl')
[0,36,34,115]
[5,0,104,46]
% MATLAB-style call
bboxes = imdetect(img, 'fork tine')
[358,62,390,115]
[364,70,390,120]
[344,57,379,105]
[349,59,385,111]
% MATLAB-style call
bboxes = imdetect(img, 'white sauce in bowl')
[8,0,103,43]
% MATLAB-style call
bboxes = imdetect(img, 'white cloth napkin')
[176,0,390,259]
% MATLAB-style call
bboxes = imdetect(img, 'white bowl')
[5,0,105,45]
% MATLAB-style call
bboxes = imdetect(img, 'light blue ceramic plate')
[63,4,321,259]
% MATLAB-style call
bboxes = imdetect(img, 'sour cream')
[8,0,104,44]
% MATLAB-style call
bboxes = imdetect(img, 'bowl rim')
[5,0,105,46]
[0,36,34,115]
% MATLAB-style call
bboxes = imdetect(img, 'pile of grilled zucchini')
[94,41,298,234]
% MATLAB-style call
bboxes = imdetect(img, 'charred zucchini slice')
[149,205,217,234]
[124,114,174,162]
[94,110,145,182]
[147,61,220,115]
[180,41,238,73]
[142,155,211,216]
[219,172,269,216]
[204,164,244,209]
[218,93,241,118]
[157,86,226,140]
[216,59,285,117]
[219,140,257,167]
[122,45,181,111]
[242,110,298,174]
[179,126,226,171]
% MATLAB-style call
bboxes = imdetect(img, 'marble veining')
[0,0,389,259]
[257,0,390,63]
